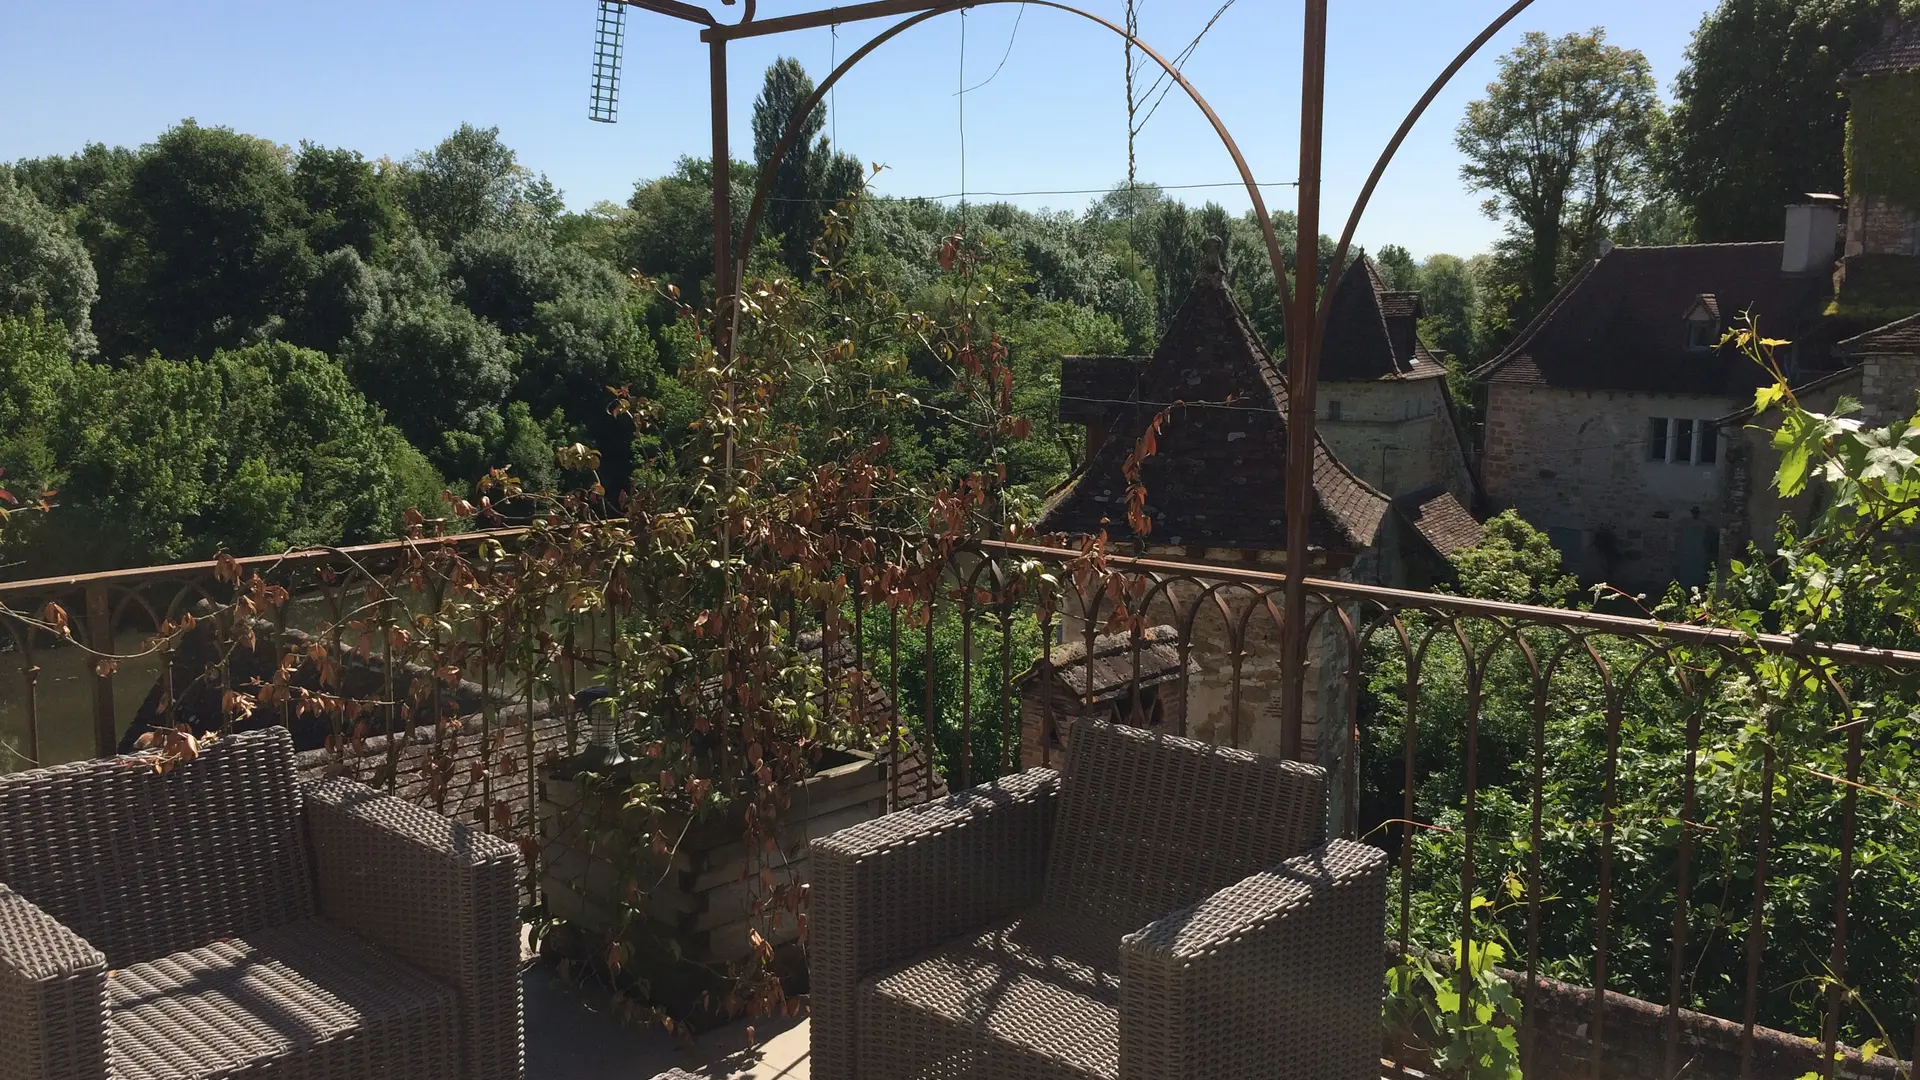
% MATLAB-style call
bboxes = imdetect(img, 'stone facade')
[1482,384,1735,589]
[1318,377,1475,510]
[1845,193,1920,258]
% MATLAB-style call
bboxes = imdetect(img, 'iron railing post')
[1281,0,1329,763]
[85,582,115,757]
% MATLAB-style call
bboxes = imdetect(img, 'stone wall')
[1320,377,1475,505]
[1483,384,1737,589]
[1856,349,1920,427]
[1846,193,1920,259]
[1388,946,1908,1080]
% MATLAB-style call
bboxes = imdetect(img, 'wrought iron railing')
[4,530,1917,1076]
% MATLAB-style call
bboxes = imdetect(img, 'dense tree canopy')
[0,56,1440,579]
[1666,0,1917,242]
[0,171,98,355]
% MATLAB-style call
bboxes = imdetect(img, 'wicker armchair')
[0,727,524,1080]
[811,718,1388,1080]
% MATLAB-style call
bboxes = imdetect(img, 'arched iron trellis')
[616,0,1552,756]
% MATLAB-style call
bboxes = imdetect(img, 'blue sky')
[1,0,1717,260]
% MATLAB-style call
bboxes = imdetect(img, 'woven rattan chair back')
[1040,719,1327,930]
[0,727,315,967]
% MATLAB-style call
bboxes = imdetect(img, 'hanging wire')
[830,23,839,147]
[1132,0,1238,137]
[757,179,1297,205]
[958,3,1025,96]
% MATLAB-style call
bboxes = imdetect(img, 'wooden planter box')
[538,747,887,972]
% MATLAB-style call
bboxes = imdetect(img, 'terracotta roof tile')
[1322,257,1446,381]
[1060,355,1148,424]
[1016,625,1194,703]
[1395,485,1485,558]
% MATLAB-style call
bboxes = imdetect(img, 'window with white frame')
[1647,416,1719,465]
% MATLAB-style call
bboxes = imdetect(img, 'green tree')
[402,124,552,246]
[292,142,404,261]
[1376,244,1419,291]
[116,120,314,359]
[623,156,748,308]
[0,316,435,574]
[1456,30,1662,327]
[1415,253,1479,364]
[345,293,516,475]
[1666,0,1917,242]
[0,171,99,356]
[750,58,863,277]
[1448,510,1579,607]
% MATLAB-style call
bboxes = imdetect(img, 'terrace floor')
[522,959,810,1080]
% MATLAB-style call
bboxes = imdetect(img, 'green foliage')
[292,142,403,261]
[750,58,862,277]
[0,170,98,356]
[1386,918,1524,1080]
[1376,244,1419,292]
[345,291,516,471]
[1668,0,1918,242]
[0,314,437,575]
[1413,253,1480,365]
[1448,511,1579,607]
[1374,326,1920,1055]
[1847,71,1920,219]
[116,120,314,360]
[1829,253,1920,331]
[1457,29,1663,328]
[401,123,554,246]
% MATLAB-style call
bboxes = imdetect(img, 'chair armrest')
[1117,838,1388,1080]
[0,884,109,1080]
[808,767,1059,1080]
[302,778,524,1080]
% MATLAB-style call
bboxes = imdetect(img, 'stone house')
[1315,255,1484,580]
[1842,18,1920,261]
[1472,229,1836,591]
[1040,246,1468,768]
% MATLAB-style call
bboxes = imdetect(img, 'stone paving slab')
[522,960,809,1080]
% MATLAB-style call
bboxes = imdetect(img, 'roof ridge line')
[1471,253,1605,380]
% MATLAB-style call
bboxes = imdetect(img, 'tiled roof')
[1471,244,1832,396]
[1016,625,1194,703]
[1039,266,1390,552]
[1321,257,1445,382]
[1837,312,1920,355]
[1848,20,1920,77]
[1395,485,1485,558]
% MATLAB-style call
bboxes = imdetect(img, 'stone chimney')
[1782,194,1843,275]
